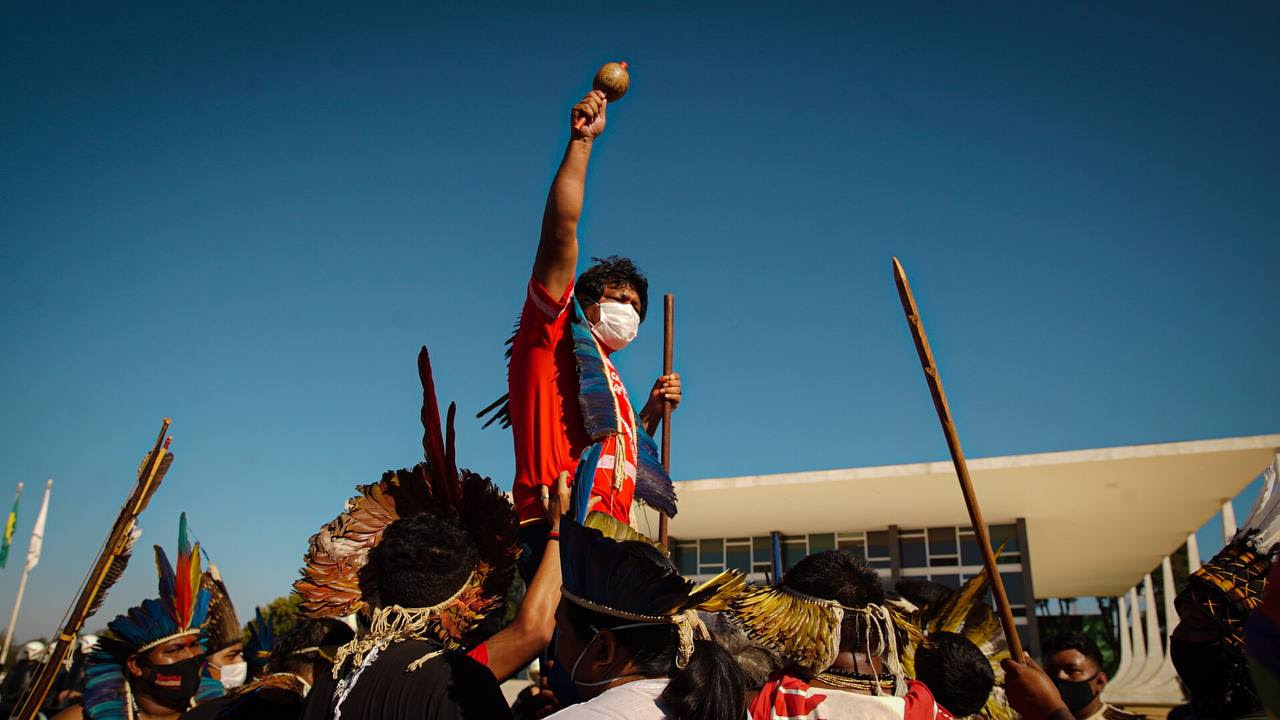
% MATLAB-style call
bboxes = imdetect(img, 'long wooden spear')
[658,293,674,548]
[891,258,1025,662]
[11,419,174,720]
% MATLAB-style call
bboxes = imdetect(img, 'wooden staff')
[891,258,1025,662]
[659,293,674,548]
[11,419,173,720]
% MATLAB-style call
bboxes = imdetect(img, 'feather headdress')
[894,569,1015,720]
[294,347,518,655]
[1178,459,1280,649]
[200,565,241,652]
[245,606,274,670]
[561,511,744,668]
[84,514,220,720]
[722,583,845,676]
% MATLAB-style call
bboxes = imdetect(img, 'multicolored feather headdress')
[83,514,219,720]
[561,511,744,668]
[294,347,518,653]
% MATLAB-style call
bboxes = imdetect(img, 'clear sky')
[2,3,1278,641]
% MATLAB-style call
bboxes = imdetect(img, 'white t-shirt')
[545,678,671,719]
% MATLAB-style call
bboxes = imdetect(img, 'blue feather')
[569,301,621,441]
[154,545,176,618]
[632,421,677,517]
[571,442,604,524]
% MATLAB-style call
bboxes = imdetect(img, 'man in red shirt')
[507,89,681,565]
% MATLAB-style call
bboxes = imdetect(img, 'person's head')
[914,632,994,717]
[270,618,352,689]
[123,632,207,710]
[554,536,745,719]
[1043,633,1106,718]
[206,641,246,688]
[783,551,894,675]
[893,578,954,611]
[364,512,478,608]
[576,256,648,351]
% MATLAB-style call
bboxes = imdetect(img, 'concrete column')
[1222,499,1238,543]
[1186,532,1201,573]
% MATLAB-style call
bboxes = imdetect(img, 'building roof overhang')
[652,434,1280,598]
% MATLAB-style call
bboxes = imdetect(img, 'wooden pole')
[659,293,674,548]
[891,258,1026,662]
[11,420,171,720]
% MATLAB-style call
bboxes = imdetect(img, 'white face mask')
[215,661,248,689]
[589,302,640,351]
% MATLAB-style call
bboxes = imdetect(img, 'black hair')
[784,551,893,655]
[575,256,650,321]
[269,618,352,675]
[893,578,954,611]
[1044,632,1104,673]
[364,513,477,609]
[914,632,994,717]
[559,541,745,720]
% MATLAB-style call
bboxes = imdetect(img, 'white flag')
[24,479,51,572]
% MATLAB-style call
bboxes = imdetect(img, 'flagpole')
[2,479,51,665]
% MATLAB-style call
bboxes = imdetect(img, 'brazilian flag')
[0,493,18,569]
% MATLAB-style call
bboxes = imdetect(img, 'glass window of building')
[726,538,752,573]
[837,533,866,559]
[809,533,835,554]
[673,540,697,576]
[900,528,927,567]
[866,530,892,570]
[782,535,808,571]
[699,538,724,571]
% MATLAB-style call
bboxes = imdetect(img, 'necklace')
[813,671,896,694]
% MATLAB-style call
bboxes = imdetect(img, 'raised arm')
[478,472,570,681]
[533,91,607,299]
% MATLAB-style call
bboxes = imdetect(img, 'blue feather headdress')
[245,606,274,671]
[83,514,221,719]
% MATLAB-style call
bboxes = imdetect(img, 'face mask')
[139,655,204,709]
[1051,674,1098,713]
[213,660,248,689]
[589,302,639,351]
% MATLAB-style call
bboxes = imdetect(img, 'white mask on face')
[589,302,640,351]
[215,661,248,689]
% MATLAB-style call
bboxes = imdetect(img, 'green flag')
[0,483,20,569]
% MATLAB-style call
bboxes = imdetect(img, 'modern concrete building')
[636,432,1280,692]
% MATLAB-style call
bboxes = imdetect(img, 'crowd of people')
[0,87,1275,720]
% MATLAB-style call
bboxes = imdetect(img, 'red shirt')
[508,275,637,525]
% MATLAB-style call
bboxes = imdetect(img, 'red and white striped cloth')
[749,673,954,720]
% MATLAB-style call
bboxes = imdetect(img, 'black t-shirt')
[302,641,512,720]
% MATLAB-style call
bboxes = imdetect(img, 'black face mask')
[1051,674,1098,714]
[138,654,204,709]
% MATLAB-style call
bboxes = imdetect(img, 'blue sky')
[2,3,1278,640]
